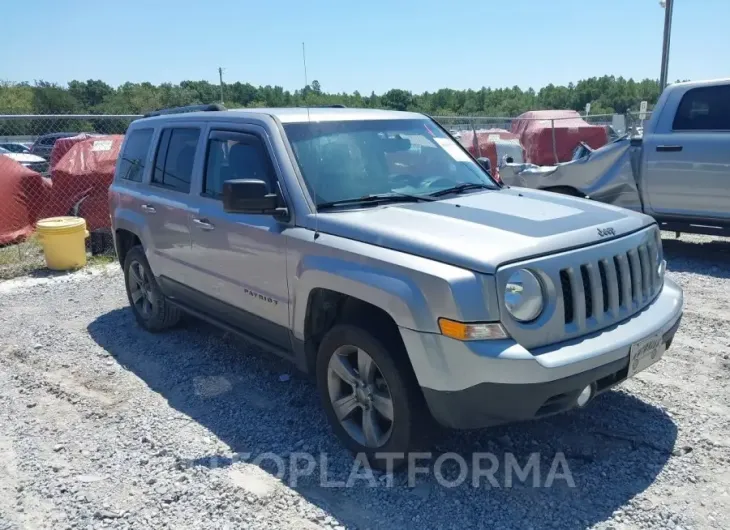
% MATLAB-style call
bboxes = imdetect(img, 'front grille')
[559,241,660,327]
[497,226,663,350]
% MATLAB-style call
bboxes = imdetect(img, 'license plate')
[628,334,665,378]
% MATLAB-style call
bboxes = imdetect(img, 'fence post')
[470,119,482,158]
[551,119,559,164]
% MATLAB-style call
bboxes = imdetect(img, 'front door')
[644,83,730,220]
[186,128,290,349]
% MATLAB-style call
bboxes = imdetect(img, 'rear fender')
[112,208,153,262]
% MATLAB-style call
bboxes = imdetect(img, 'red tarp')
[49,133,98,170]
[0,157,52,245]
[510,110,608,165]
[458,129,524,171]
[46,135,123,232]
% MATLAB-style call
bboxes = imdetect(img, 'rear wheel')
[123,246,181,331]
[316,324,424,470]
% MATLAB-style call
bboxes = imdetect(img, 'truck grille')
[496,226,663,350]
[559,242,660,327]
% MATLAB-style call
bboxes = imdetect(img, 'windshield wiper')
[428,182,494,198]
[317,192,434,210]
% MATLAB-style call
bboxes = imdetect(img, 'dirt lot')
[1,234,729,530]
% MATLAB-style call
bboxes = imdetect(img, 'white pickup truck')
[500,78,730,237]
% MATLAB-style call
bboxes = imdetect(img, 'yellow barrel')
[36,217,90,271]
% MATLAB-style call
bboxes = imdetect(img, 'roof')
[666,77,730,90]
[37,132,84,138]
[139,107,426,125]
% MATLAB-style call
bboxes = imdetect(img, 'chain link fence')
[0,110,651,279]
[0,115,140,278]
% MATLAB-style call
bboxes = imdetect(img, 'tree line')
[1,75,662,117]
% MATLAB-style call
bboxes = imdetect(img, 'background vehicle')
[0,142,31,153]
[500,78,730,237]
[110,105,683,468]
[0,146,49,174]
[30,132,88,160]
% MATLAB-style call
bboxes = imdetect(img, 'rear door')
[140,125,202,284]
[185,127,290,349]
[644,83,730,220]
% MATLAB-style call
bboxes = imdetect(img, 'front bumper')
[400,277,683,429]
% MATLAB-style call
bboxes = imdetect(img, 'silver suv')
[109,104,684,467]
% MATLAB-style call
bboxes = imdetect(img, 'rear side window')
[673,85,730,131]
[203,132,274,198]
[152,128,200,193]
[118,129,153,182]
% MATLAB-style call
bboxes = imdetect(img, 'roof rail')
[301,104,347,109]
[143,103,227,118]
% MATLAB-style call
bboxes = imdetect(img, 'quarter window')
[118,129,153,182]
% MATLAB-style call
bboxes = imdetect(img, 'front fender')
[291,254,435,341]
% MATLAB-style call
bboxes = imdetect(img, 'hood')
[2,152,46,164]
[314,188,654,274]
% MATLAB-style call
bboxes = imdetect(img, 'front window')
[283,119,497,208]
[1,144,28,153]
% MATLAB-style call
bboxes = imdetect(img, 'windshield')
[283,119,498,208]
[0,144,27,153]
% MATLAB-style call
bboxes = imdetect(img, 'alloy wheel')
[127,260,158,318]
[327,345,395,448]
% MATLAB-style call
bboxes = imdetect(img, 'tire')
[316,323,425,471]
[123,245,181,332]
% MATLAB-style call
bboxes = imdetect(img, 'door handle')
[141,204,156,213]
[656,145,683,152]
[193,218,215,230]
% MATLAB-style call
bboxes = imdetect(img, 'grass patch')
[87,254,116,267]
[0,234,116,281]
[0,235,46,280]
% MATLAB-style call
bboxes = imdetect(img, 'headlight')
[653,229,664,278]
[504,269,544,322]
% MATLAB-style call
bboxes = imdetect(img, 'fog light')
[576,385,592,407]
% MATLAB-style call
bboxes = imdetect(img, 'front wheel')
[123,246,181,332]
[316,324,424,470]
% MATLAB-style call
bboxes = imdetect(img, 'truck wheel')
[544,186,585,198]
[316,324,423,470]
[123,246,181,332]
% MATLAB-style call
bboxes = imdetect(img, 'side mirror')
[222,179,278,214]
[477,157,492,174]
[630,137,643,147]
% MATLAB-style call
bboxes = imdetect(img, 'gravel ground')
[1,233,729,530]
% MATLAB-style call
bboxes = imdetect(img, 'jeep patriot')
[109,104,684,467]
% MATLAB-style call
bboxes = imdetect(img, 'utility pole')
[659,0,674,90]
[218,67,225,104]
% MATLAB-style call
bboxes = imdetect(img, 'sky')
[3,0,729,94]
